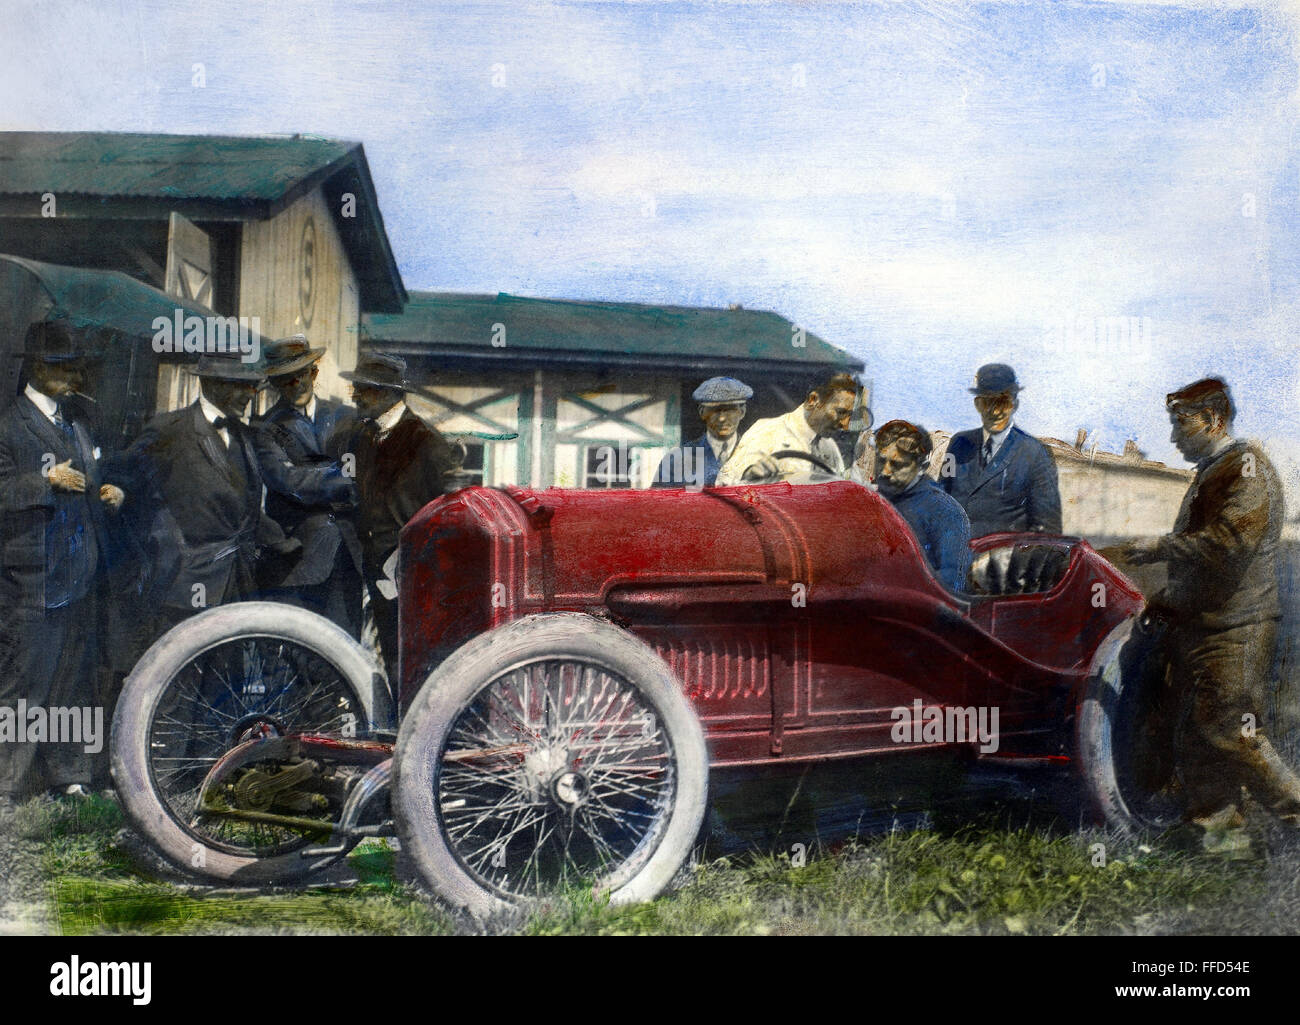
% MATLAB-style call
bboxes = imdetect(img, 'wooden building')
[0,131,405,420]
[362,291,866,489]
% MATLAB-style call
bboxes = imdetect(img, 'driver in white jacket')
[715,373,859,485]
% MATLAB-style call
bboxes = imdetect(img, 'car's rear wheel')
[111,602,386,883]
[393,613,709,920]
[1076,617,1185,833]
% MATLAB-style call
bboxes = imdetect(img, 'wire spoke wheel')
[148,636,361,858]
[394,614,708,919]
[438,658,676,898]
[112,603,382,883]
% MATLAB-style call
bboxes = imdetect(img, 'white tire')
[1076,617,1182,833]
[393,613,709,919]
[111,602,386,884]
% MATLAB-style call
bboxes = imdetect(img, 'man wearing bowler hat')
[338,352,460,689]
[940,363,1062,538]
[653,377,753,488]
[253,335,363,637]
[118,349,305,640]
[0,320,127,798]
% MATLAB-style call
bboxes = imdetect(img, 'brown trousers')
[1168,620,1300,822]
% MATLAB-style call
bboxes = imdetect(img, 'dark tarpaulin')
[0,253,247,444]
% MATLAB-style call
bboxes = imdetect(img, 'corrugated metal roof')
[0,131,406,313]
[0,132,354,201]
[364,291,863,371]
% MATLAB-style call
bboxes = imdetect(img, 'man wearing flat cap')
[940,363,1062,537]
[116,350,309,640]
[253,335,363,637]
[653,377,752,488]
[336,352,460,688]
[0,320,126,798]
[1110,377,1300,853]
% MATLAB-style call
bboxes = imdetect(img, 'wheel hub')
[228,714,285,747]
[550,769,588,809]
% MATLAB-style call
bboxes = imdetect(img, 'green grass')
[13,793,1294,935]
[521,823,1260,935]
[46,835,454,935]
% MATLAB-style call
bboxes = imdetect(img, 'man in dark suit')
[874,419,971,594]
[338,353,460,689]
[253,335,363,637]
[940,363,1062,537]
[119,351,305,638]
[0,320,127,798]
[653,377,752,488]
[1111,378,1300,854]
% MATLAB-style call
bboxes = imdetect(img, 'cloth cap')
[693,376,753,404]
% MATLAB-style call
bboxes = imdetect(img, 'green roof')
[0,132,354,201]
[363,292,863,376]
[0,132,405,312]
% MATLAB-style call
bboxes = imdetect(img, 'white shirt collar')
[705,432,735,462]
[302,395,317,422]
[982,420,1014,455]
[24,383,58,422]
[198,394,235,447]
[375,399,406,437]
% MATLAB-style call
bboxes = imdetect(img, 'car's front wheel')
[1076,616,1185,833]
[392,613,709,920]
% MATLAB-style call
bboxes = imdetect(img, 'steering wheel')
[744,449,841,483]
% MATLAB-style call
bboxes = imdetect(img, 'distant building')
[363,291,865,489]
[1042,431,1193,542]
[0,131,405,428]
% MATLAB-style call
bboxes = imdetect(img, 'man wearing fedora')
[653,377,752,488]
[118,350,305,639]
[0,320,126,798]
[338,352,460,688]
[940,363,1062,538]
[253,335,363,637]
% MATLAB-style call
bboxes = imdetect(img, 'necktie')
[981,436,994,469]
[52,405,75,438]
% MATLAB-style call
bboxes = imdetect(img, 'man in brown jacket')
[337,353,460,691]
[1117,377,1300,851]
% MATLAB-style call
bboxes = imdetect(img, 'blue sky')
[4,0,1300,474]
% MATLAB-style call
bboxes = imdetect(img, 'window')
[583,445,634,488]
[456,439,486,486]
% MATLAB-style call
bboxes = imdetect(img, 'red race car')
[111,479,1165,918]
